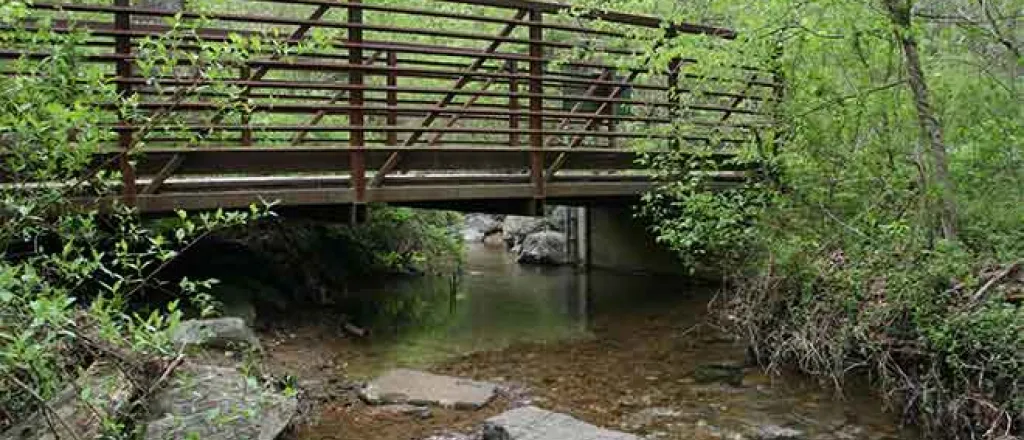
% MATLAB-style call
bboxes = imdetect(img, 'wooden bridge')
[4,0,777,215]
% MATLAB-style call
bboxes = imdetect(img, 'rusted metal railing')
[2,0,775,212]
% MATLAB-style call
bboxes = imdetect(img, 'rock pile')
[461,207,574,267]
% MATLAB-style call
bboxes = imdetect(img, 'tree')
[594,0,1023,437]
[884,0,959,241]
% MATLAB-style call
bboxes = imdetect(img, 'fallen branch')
[144,353,185,399]
[7,375,85,440]
[970,260,1022,304]
[343,322,368,338]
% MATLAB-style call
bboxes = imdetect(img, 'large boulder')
[545,206,571,232]
[502,216,549,249]
[144,364,296,440]
[463,214,504,242]
[463,229,485,242]
[171,318,262,352]
[2,363,133,440]
[516,231,568,266]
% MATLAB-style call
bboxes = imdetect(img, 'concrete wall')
[585,205,688,276]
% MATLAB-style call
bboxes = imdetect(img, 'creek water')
[269,244,914,439]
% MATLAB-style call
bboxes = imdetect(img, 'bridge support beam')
[565,206,589,269]
[582,205,687,276]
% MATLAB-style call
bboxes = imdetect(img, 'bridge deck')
[3,0,776,213]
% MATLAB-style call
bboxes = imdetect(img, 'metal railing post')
[240,66,253,146]
[348,0,366,212]
[114,0,136,207]
[508,60,520,147]
[528,7,545,213]
[386,50,398,146]
[666,29,682,150]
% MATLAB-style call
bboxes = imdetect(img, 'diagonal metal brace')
[370,8,528,188]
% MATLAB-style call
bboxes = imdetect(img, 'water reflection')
[344,243,719,378]
[344,244,597,376]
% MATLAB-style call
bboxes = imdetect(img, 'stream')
[262,244,914,440]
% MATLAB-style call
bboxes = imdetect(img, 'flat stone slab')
[484,406,643,440]
[360,369,498,409]
[144,364,296,440]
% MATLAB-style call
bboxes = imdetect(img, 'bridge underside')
[100,146,741,214]
[131,173,653,214]
[103,145,644,214]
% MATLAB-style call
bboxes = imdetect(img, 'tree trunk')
[884,0,958,241]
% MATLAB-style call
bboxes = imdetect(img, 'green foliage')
[582,0,1024,437]
[0,5,273,433]
[639,151,776,270]
[352,206,465,275]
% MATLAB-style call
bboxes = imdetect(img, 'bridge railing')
[3,0,777,212]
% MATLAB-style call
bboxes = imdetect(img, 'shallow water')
[341,243,590,376]
[271,244,914,439]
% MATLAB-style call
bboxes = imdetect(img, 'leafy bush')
[0,5,268,433]
[581,0,1024,437]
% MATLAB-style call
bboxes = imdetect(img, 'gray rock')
[753,424,805,440]
[693,361,745,387]
[482,423,511,440]
[463,229,486,242]
[516,231,568,265]
[545,205,571,232]
[144,364,296,440]
[484,406,641,440]
[360,369,498,410]
[502,216,549,248]
[2,363,133,440]
[171,318,262,351]
[466,214,504,234]
[464,214,504,242]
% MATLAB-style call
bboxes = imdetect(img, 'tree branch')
[7,375,85,440]
[798,79,907,117]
